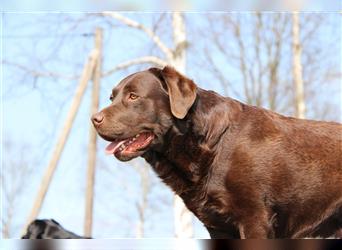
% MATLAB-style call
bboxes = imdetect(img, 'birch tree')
[133,162,150,238]
[291,12,306,119]
[84,27,103,237]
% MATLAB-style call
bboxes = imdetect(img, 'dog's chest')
[180,184,234,229]
[145,153,233,228]
[145,135,213,187]
[144,134,234,228]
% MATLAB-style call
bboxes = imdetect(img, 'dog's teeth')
[135,134,139,138]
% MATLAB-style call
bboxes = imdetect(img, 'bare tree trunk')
[170,12,193,238]
[135,163,150,238]
[292,12,306,119]
[84,28,102,237]
[22,49,98,234]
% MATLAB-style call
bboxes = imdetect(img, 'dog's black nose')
[91,112,104,126]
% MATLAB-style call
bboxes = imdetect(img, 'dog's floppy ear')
[149,66,197,119]
[51,219,60,225]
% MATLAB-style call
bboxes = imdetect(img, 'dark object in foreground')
[92,66,342,238]
[22,219,89,239]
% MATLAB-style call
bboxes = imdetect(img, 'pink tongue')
[105,133,153,155]
[105,140,126,155]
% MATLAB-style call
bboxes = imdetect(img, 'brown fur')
[92,66,342,238]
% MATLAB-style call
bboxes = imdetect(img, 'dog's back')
[233,104,342,237]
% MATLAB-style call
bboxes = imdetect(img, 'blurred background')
[1,12,341,239]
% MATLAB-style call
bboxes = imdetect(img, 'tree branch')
[2,60,79,80]
[102,12,173,60]
[102,56,167,77]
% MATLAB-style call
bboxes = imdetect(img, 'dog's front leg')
[237,211,273,239]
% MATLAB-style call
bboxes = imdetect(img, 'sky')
[1,11,341,239]
[1,0,341,11]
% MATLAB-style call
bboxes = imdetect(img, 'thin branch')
[203,47,241,98]
[4,55,167,81]
[253,12,264,106]
[2,60,79,80]
[102,12,173,60]
[102,56,167,77]
[234,19,252,104]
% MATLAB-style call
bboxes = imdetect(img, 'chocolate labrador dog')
[92,66,342,238]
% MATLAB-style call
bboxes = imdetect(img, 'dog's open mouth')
[105,132,155,157]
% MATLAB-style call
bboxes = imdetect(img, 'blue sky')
[1,0,341,11]
[1,12,341,239]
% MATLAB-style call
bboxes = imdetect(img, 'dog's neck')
[143,89,241,196]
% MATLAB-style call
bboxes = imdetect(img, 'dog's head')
[22,219,60,239]
[22,219,82,239]
[92,66,197,161]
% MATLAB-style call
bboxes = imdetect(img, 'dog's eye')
[109,95,113,101]
[129,93,138,100]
